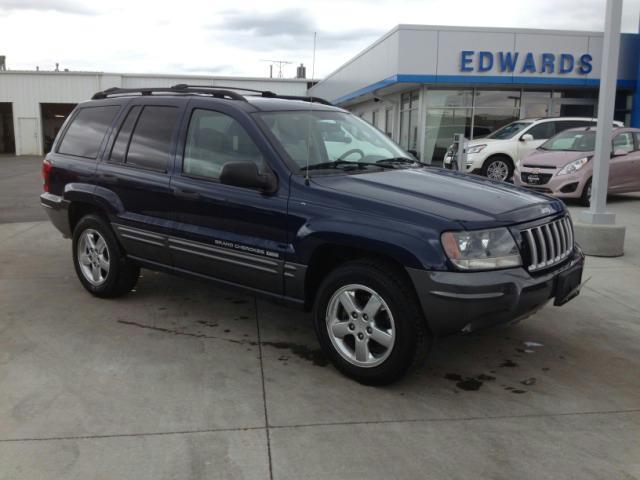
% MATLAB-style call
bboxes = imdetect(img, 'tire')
[579,178,592,207]
[482,155,513,182]
[72,214,140,298]
[313,258,431,385]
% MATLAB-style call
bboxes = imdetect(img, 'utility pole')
[575,0,626,256]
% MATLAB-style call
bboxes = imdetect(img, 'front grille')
[521,172,553,185]
[522,216,574,272]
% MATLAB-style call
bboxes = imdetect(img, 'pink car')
[514,127,640,205]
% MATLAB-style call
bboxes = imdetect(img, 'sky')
[1,0,639,79]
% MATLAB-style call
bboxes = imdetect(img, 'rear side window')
[125,106,180,171]
[58,106,119,158]
[527,122,555,140]
[557,120,590,131]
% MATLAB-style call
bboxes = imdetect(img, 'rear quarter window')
[57,106,120,159]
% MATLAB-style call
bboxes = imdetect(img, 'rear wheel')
[579,178,592,206]
[482,156,513,182]
[72,214,140,298]
[313,259,430,385]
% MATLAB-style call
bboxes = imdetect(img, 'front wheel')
[579,178,592,207]
[482,156,513,182]
[72,214,140,298]
[313,259,430,385]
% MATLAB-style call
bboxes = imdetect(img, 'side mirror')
[520,134,534,142]
[612,149,628,157]
[219,161,277,194]
[407,149,419,159]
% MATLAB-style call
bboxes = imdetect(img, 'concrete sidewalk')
[0,197,639,479]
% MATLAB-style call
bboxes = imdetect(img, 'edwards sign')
[460,50,593,75]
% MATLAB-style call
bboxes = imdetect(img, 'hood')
[312,167,564,229]
[521,149,592,168]
[466,137,504,148]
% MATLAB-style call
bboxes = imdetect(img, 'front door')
[609,131,636,191]
[169,100,289,295]
[18,117,39,155]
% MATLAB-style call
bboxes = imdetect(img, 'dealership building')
[310,24,640,164]
[0,70,309,156]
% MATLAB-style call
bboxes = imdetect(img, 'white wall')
[0,71,308,155]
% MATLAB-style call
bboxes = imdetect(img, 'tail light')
[42,159,52,192]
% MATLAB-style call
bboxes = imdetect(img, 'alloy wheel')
[325,284,396,368]
[77,229,110,286]
[486,160,509,181]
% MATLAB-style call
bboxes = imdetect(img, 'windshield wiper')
[302,160,394,171]
[375,157,423,165]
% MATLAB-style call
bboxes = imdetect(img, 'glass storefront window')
[399,91,420,152]
[423,108,472,164]
[521,90,551,118]
[425,89,472,108]
[474,90,520,108]
[473,108,520,138]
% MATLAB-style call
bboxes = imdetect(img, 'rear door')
[630,132,640,191]
[169,100,289,295]
[95,98,185,265]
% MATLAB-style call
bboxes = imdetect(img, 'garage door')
[18,117,39,155]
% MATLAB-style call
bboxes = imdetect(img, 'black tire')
[72,214,140,298]
[579,178,592,207]
[482,155,514,182]
[313,258,431,385]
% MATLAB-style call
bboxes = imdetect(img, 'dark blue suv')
[41,85,584,384]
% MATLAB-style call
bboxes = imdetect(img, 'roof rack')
[171,84,333,106]
[91,85,247,101]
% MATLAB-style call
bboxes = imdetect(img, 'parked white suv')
[444,117,624,181]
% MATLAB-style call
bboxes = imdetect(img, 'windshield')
[486,121,532,140]
[258,111,412,171]
[540,130,595,152]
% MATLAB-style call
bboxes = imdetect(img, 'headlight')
[441,228,522,270]
[557,157,589,176]
[466,144,487,154]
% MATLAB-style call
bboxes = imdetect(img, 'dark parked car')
[41,85,585,384]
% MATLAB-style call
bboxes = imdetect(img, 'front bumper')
[514,168,588,199]
[406,247,585,336]
[40,192,71,237]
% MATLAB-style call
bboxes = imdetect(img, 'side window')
[613,132,634,153]
[526,121,555,140]
[125,106,180,171]
[558,121,590,131]
[183,109,264,180]
[109,106,142,163]
[57,106,120,159]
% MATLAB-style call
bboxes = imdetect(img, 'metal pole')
[579,0,622,225]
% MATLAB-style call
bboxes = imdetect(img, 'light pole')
[575,0,626,256]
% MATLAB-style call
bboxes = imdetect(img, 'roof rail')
[91,85,247,101]
[171,84,333,106]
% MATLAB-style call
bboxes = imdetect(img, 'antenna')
[260,59,293,78]
[304,32,317,186]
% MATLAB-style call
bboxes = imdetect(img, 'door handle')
[173,188,201,200]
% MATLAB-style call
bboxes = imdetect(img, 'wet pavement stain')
[116,319,329,366]
[444,373,495,391]
[197,321,218,328]
[261,341,329,367]
[503,385,527,394]
[521,377,537,386]
[500,359,518,368]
